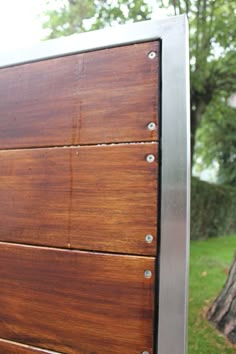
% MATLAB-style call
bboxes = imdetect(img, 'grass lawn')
[188,234,236,354]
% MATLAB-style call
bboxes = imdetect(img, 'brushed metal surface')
[157,16,190,354]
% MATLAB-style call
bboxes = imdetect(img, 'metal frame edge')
[158,15,190,354]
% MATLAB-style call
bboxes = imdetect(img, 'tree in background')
[42,0,236,176]
[161,0,236,178]
[207,254,236,345]
[42,0,151,38]
[166,1,236,343]
[195,95,236,186]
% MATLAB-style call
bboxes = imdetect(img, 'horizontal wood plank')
[0,243,155,354]
[0,143,158,255]
[0,338,61,354]
[0,41,159,149]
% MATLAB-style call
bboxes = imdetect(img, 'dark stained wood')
[0,143,158,255]
[0,41,160,149]
[0,243,155,354]
[0,338,61,354]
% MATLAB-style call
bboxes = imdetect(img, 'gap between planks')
[0,140,158,152]
[0,337,64,354]
[0,240,157,259]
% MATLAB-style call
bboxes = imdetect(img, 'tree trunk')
[190,108,197,165]
[190,99,206,165]
[207,256,236,344]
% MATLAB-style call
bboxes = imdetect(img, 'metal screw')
[147,122,156,131]
[144,270,152,279]
[148,51,156,59]
[142,352,150,354]
[146,154,155,163]
[145,234,153,244]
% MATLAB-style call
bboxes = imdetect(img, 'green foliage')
[189,235,236,353]
[195,95,236,186]
[42,0,97,38]
[161,1,236,168]
[42,0,151,39]
[91,0,151,30]
[191,177,236,240]
[162,1,236,94]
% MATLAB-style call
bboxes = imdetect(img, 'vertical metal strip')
[158,16,190,354]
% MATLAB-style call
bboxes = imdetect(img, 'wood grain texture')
[0,243,155,354]
[0,41,159,149]
[0,339,61,354]
[0,143,158,255]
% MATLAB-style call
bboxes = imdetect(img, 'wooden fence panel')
[0,38,160,353]
[0,243,155,354]
[0,339,61,354]
[0,42,159,149]
[0,143,158,255]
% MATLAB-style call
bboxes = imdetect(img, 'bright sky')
[0,0,167,52]
[0,0,46,51]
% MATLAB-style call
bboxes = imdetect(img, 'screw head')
[147,122,156,131]
[144,270,152,279]
[145,234,153,244]
[146,154,155,163]
[148,51,156,59]
[142,351,150,354]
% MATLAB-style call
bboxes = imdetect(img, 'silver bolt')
[147,122,156,131]
[144,270,152,279]
[146,154,155,163]
[142,352,150,354]
[145,234,153,244]
[148,51,156,59]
